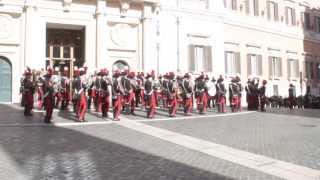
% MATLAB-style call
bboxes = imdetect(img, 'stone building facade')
[0,0,319,103]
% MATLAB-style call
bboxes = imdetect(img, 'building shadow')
[0,104,236,180]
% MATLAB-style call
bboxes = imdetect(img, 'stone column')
[24,0,38,68]
[95,0,108,69]
[142,5,157,73]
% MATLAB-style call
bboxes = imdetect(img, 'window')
[285,7,296,26]
[269,56,282,78]
[302,12,311,30]
[267,1,278,21]
[316,63,320,79]
[247,54,262,76]
[224,0,237,11]
[315,17,320,33]
[288,59,299,78]
[246,0,259,16]
[305,61,314,79]
[188,45,212,72]
[225,51,240,75]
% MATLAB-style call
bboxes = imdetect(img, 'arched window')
[112,60,130,72]
[0,56,12,102]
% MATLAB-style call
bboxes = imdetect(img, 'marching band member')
[52,67,62,108]
[206,75,216,109]
[235,76,243,111]
[94,70,103,112]
[144,73,156,118]
[87,70,97,111]
[100,68,111,119]
[216,75,226,113]
[126,71,137,115]
[288,84,296,110]
[112,70,124,121]
[229,77,240,112]
[74,68,87,122]
[23,67,35,116]
[259,80,267,112]
[43,68,55,123]
[60,67,70,110]
[167,72,178,117]
[36,70,45,110]
[195,73,208,114]
[181,73,193,116]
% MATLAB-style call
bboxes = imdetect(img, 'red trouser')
[231,96,239,112]
[61,90,70,110]
[140,90,145,106]
[288,97,295,109]
[44,95,54,122]
[54,92,62,108]
[145,93,156,118]
[260,96,266,111]
[184,97,193,115]
[77,93,87,121]
[217,96,226,113]
[37,88,43,109]
[101,94,110,118]
[112,95,122,120]
[238,95,242,111]
[96,92,102,112]
[24,91,34,116]
[124,91,135,113]
[168,96,178,116]
[196,93,208,113]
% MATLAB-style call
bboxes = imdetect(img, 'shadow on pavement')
[0,110,236,180]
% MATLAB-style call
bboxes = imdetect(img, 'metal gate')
[0,56,12,102]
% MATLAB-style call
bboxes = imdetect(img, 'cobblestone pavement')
[0,104,284,180]
[143,108,320,171]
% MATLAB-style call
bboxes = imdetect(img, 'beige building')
[0,0,319,103]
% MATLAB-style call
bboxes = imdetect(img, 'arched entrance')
[0,56,12,102]
[112,60,130,72]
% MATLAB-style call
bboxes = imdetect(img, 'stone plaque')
[110,23,135,49]
[0,14,12,39]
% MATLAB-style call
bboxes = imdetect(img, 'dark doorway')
[0,56,12,102]
[46,26,85,71]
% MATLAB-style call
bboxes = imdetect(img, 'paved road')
[0,104,319,179]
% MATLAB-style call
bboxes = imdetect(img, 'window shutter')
[311,62,314,79]
[301,12,305,28]
[287,59,291,79]
[296,60,299,78]
[267,1,271,20]
[304,61,308,78]
[285,7,289,24]
[278,57,282,77]
[232,0,237,10]
[225,52,228,74]
[236,52,241,73]
[269,56,273,78]
[258,55,262,76]
[314,16,318,32]
[247,54,251,75]
[254,0,259,16]
[189,45,195,72]
[275,3,279,21]
[205,46,212,72]
[292,9,296,25]
[246,0,250,14]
